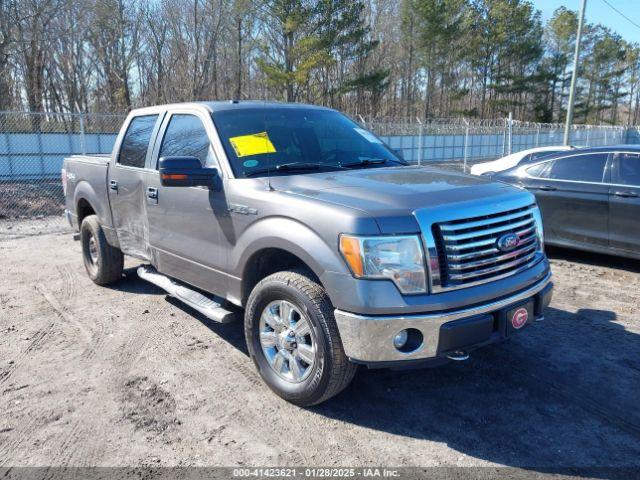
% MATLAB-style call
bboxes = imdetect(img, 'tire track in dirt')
[0,313,56,386]
[116,294,315,464]
[1,284,102,466]
[35,284,93,351]
[38,420,98,472]
[464,345,640,441]
[55,264,78,301]
[0,406,39,465]
[525,370,640,440]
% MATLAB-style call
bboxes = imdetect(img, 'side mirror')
[392,148,405,160]
[158,156,219,189]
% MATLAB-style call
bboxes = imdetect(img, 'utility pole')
[564,0,587,146]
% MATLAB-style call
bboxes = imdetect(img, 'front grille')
[433,204,540,290]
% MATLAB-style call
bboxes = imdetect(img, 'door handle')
[109,180,118,191]
[147,187,158,199]
[538,185,557,191]
[613,190,638,198]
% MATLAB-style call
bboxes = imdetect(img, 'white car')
[470,146,575,176]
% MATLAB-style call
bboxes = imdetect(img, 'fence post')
[36,113,45,179]
[4,113,14,178]
[79,112,86,155]
[507,112,513,155]
[535,124,540,147]
[463,118,469,173]
[416,117,423,166]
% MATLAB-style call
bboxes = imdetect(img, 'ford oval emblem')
[497,233,519,252]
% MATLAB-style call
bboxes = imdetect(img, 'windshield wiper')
[244,162,338,177]
[341,158,394,169]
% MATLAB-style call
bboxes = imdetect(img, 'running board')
[137,266,236,324]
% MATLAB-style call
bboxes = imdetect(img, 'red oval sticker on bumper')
[511,308,528,329]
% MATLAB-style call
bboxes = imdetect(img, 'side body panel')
[517,153,611,247]
[609,153,640,254]
[222,180,379,306]
[64,155,112,228]
[145,107,229,296]
[529,178,610,247]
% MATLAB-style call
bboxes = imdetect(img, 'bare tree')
[0,0,14,111]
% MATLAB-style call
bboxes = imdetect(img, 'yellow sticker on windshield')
[229,131,276,158]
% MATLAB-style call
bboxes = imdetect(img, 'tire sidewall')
[245,277,332,404]
[80,217,100,280]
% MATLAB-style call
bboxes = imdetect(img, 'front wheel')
[244,270,357,406]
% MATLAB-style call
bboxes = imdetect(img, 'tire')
[244,270,357,406]
[80,214,124,285]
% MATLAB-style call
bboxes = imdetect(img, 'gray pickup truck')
[62,101,553,406]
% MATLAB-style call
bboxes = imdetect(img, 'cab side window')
[159,114,215,167]
[616,153,640,186]
[118,115,159,168]
[527,154,608,183]
[549,154,608,182]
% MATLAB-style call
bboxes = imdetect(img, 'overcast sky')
[531,0,640,44]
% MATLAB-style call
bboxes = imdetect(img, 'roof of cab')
[200,100,334,112]
[129,100,334,116]
[528,144,640,160]
[571,144,640,153]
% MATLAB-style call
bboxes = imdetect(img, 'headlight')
[532,206,545,251]
[339,234,427,294]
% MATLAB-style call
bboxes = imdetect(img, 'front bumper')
[334,272,553,365]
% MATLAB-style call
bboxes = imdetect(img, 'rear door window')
[615,153,640,186]
[158,114,215,167]
[118,115,159,168]
[527,154,608,183]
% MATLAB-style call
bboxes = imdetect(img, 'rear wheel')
[80,215,124,285]
[244,270,357,406]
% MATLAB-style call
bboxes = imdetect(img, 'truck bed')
[65,154,111,165]
[63,154,112,231]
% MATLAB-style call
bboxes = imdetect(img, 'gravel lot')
[1,217,640,474]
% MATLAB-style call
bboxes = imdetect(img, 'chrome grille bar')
[438,209,533,232]
[447,233,537,261]
[431,203,542,291]
[448,251,538,281]
[441,217,534,242]
[444,226,536,252]
[447,243,538,270]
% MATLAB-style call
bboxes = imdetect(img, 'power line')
[600,0,640,33]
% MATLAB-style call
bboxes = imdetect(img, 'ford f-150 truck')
[62,101,553,406]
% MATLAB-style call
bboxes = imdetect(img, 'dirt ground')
[1,217,640,474]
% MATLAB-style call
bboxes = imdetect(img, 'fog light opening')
[393,328,423,353]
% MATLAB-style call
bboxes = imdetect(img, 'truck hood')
[268,166,528,233]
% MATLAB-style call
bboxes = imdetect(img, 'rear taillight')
[61,168,67,195]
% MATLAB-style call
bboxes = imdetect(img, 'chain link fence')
[365,116,634,172]
[0,111,125,220]
[1,110,639,220]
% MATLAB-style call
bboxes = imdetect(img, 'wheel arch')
[73,180,113,229]
[233,217,347,307]
[240,247,321,306]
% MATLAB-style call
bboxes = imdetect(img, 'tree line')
[1,0,639,125]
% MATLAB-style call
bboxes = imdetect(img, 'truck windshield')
[211,107,406,178]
